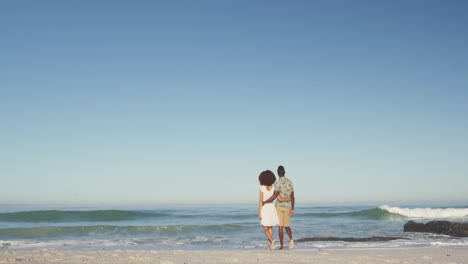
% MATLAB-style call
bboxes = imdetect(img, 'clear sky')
[1,0,467,206]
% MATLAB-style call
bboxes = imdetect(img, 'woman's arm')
[258,190,263,220]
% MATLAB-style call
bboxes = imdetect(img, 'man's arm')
[290,191,295,216]
[262,191,279,205]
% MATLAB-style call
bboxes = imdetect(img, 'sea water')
[1,204,467,251]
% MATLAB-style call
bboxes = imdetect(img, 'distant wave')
[379,206,468,219]
[0,209,255,223]
[300,206,468,220]
[0,224,246,239]
[299,208,404,220]
[3,206,467,225]
[0,210,169,223]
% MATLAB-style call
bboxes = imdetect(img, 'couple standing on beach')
[258,165,295,251]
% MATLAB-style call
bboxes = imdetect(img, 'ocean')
[1,204,468,251]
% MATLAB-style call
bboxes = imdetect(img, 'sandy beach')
[1,247,468,264]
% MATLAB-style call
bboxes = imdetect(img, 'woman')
[258,170,290,250]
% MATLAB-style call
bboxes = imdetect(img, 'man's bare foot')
[278,247,285,251]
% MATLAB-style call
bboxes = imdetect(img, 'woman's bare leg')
[263,226,273,250]
[269,227,275,250]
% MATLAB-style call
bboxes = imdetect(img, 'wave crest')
[379,206,468,219]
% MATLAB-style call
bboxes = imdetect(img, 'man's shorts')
[276,207,291,227]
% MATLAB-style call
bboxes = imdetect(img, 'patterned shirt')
[274,177,294,209]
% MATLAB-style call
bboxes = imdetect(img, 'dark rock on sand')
[296,236,405,242]
[404,220,468,237]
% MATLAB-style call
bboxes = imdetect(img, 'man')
[262,165,295,250]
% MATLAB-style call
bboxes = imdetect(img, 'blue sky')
[1,0,467,205]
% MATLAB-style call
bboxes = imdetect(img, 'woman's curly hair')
[258,170,276,186]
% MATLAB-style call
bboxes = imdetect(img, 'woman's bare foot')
[270,240,275,251]
[265,241,271,251]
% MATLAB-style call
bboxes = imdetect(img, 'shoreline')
[1,246,468,263]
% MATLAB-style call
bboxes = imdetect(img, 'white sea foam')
[380,205,468,219]
[430,240,468,247]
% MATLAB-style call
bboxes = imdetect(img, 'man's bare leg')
[278,226,285,250]
[285,227,293,240]
[285,227,294,249]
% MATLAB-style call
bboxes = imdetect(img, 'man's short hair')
[277,165,285,176]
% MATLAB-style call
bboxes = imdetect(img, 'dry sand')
[1,247,468,264]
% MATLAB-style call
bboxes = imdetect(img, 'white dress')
[259,185,279,227]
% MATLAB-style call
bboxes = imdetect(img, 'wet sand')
[1,247,468,264]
